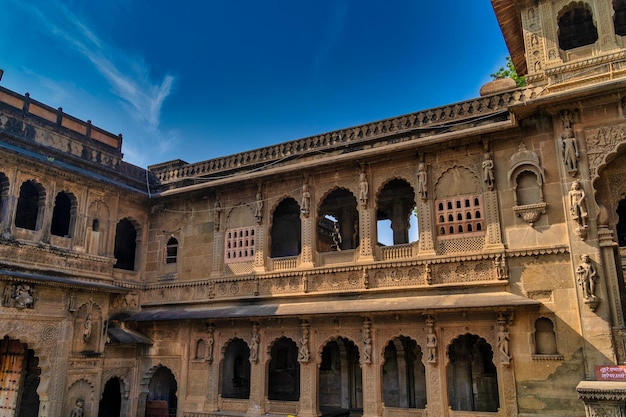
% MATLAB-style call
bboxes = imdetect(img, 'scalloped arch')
[434,165,481,200]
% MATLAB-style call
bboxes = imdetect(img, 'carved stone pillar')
[300,215,314,268]
[418,198,435,256]
[358,205,374,262]
[577,381,626,417]
[205,358,219,411]
[599,227,626,328]
[247,361,264,416]
[297,362,319,417]
[361,363,379,417]
[596,0,620,51]
[424,359,444,416]
[483,189,504,250]
[211,231,224,277]
[253,225,265,272]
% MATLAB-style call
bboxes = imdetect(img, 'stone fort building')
[2,1,626,416]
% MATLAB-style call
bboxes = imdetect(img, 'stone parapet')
[149,87,544,188]
[577,381,626,416]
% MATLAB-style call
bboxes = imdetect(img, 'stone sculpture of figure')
[254,192,263,224]
[426,325,437,363]
[14,284,33,309]
[497,323,511,364]
[494,255,508,280]
[213,200,221,231]
[70,399,85,417]
[331,222,342,251]
[83,313,93,343]
[250,325,260,363]
[569,180,588,228]
[561,109,573,130]
[417,162,427,200]
[561,128,579,174]
[298,321,310,362]
[577,254,598,299]
[359,172,368,207]
[206,324,215,363]
[301,183,310,217]
[482,153,495,190]
[362,320,372,364]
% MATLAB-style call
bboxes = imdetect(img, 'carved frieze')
[585,122,626,180]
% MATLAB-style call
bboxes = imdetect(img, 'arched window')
[376,179,417,246]
[615,0,626,36]
[318,188,358,251]
[51,191,75,237]
[114,219,137,271]
[15,180,44,231]
[166,237,178,264]
[558,3,598,50]
[382,336,426,409]
[268,337,300,401]
[222,338,251,399]
[271,198,301,258]
[92,219,99,232]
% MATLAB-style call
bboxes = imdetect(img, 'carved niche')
[508,142,547,226]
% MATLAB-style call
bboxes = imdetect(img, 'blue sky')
[0,1,510,168]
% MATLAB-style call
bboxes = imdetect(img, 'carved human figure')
[362,321,372,364]
[561,128,579,174]
[206,325,215,363]
[426,326,437,363]
[482,153,495,190]
[416,162,427,200]
[298,321,310,362]
[494,255,508,280]
[301,183,310,217]
[254,192,263,224]
[577,254,598,299]
[497,323,511,364]
[214,200,221,231]
[70,399,85,417]
[569,180,588,228]
[250,326,260,363]
[83,313,93,343]
[359,172,368,207]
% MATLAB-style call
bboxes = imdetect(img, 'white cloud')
[13,0,176,165]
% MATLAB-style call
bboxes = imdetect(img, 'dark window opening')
[382,336,426,409]
[15,181,43,230]
[268,337,300,401]
[92,219,99,232]
[222,338,251,399]
[166,237,178,264]
[51,191,74,237]
[114,219,137,271]
[271,198,301,257]
[615,0,626,35]
[447,334,499,412]
[558,4,598,50]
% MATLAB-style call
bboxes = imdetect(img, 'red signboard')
[596,366,626,381]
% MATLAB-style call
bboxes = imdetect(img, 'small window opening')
[166,237,178,264]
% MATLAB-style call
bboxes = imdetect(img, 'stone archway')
[98,377,122,417]
[318,337,362,415]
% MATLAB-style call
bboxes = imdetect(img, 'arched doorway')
[221,338,251,399]
[0,336,40,416]
[447,334,499,412]
[382,336,426,409]
[319,337,362,415]
[268,337,300,401]
[98,377,122,417]
[146,367,177,417]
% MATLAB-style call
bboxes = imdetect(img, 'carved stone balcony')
[513,202,547,226]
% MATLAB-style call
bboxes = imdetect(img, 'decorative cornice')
[149,87,545,189]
